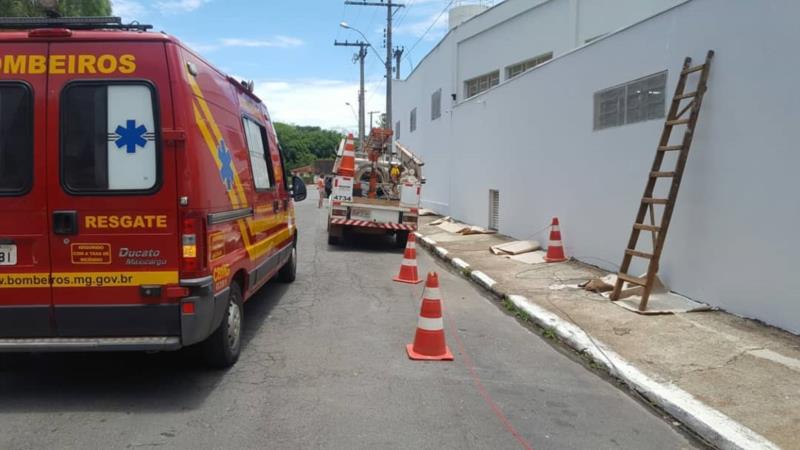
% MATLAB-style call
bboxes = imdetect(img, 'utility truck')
[327,129,423,247]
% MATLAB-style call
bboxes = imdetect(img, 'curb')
[413,231,779,450]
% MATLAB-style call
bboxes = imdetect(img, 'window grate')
[465,70,500,99]
[488,189,500,231]
[431,89,442,121]
[593,71,667,130]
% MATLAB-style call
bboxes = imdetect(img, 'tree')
[274,122,342,170]
[0,0,111,17]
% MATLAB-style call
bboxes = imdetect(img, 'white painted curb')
[451,258,470,270]
[414,228,779,450]
[470,270,497,290]
[434,246,449,258]
[506,295,779,450]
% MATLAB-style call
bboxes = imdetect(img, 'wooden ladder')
[610,50,714,310]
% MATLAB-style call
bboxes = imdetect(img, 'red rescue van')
[0,16,307,367]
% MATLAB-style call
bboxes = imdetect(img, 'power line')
[406,0,455,57]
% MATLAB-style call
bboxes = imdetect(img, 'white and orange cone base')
[544,217,567,263]
[393,233,423,284]
[406,272,454,361]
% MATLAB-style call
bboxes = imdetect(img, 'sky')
[110,0,499,132]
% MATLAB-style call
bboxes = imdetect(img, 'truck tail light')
[331,208,347,217]
[180,216,206,277]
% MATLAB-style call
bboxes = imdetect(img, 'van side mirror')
[291,175,307,202]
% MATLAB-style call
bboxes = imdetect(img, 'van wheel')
[202,282,243,368]
[278,243,297,283]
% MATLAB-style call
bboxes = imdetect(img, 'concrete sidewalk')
[415,216,799,450]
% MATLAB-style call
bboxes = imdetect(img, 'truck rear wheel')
[202,282,243,368]
[395,230,409,248]
[277,242,297,283]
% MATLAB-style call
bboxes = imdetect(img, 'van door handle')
[53,211,78,235]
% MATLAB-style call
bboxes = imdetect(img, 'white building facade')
[393,0,800,333]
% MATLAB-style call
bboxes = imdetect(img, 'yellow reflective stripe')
[192,101,241,208]
[0,272,179,288]
[187,69,293,262]
[188,75,248,207]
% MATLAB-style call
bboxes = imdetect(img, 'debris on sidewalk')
[432,216,497,235]
[418,208,438,216]
[490,240,541,255]
[508,251,547,265]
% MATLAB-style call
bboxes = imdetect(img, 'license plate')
[350,207,371,220]
[0,244,17,266]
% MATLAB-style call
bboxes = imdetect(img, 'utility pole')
[344,0,404,140]
[393,46,404,79]
[334,40,369,154]
[368,110,380,130]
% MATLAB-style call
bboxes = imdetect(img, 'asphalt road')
[0,191,700,450]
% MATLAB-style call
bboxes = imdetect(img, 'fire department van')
[0,16,307,367]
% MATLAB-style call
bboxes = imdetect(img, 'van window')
[0,84,33,195]
[62,83,158,193]
[242,117,274,190]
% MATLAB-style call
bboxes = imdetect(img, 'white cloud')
[182,35,305,54]
[393,10,449,41]
[220,36,304,49]
[111,0,147,19]
[253,78,386,131]
[155,0,211,13]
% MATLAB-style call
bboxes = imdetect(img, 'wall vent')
[488,189,500,231]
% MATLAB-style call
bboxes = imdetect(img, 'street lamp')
[339,22,385,65]
[345,102,358,126]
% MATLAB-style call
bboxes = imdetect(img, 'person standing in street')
[317,176,325,208]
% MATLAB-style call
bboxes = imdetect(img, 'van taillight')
[180,216,205,276]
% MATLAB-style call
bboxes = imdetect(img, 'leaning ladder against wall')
[610,50,715,311]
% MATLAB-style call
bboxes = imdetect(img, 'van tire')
[201,282,243,368]
[328,234,340,245]
[278,243,297,283]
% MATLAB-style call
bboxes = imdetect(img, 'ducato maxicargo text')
[0,17,307,367]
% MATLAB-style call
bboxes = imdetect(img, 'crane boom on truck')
[327,129,424,247]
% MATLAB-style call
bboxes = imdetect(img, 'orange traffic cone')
[544,217,567,263]
[338,134,356,177]
[407,272,453,361]
[393,233,423,284]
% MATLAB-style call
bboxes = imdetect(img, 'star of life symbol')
[217,140,235,190]
[114,119,150,154]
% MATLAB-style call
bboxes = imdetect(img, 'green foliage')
[0,0,111,17]
[274,122,342,170]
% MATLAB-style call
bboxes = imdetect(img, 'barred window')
[505,52,553,79]
[431,89,441,121]
[464,70,499,99]
[410,108,417,133]
[594,71,667,130]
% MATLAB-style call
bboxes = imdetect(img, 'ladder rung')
[666,119,691,126]
[617,273,647,287]
[674,91,698,100]
[626,249,654,259]
[682,64,705,75]
[658,145,684,152]
[642,198,669,205]
[650,171,675,178]
[633,224,661,232]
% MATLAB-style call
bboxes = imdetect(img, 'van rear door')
[46,42,180,337]
[0,42,52,337]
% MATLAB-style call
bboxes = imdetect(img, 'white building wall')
[394,0,800,333]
